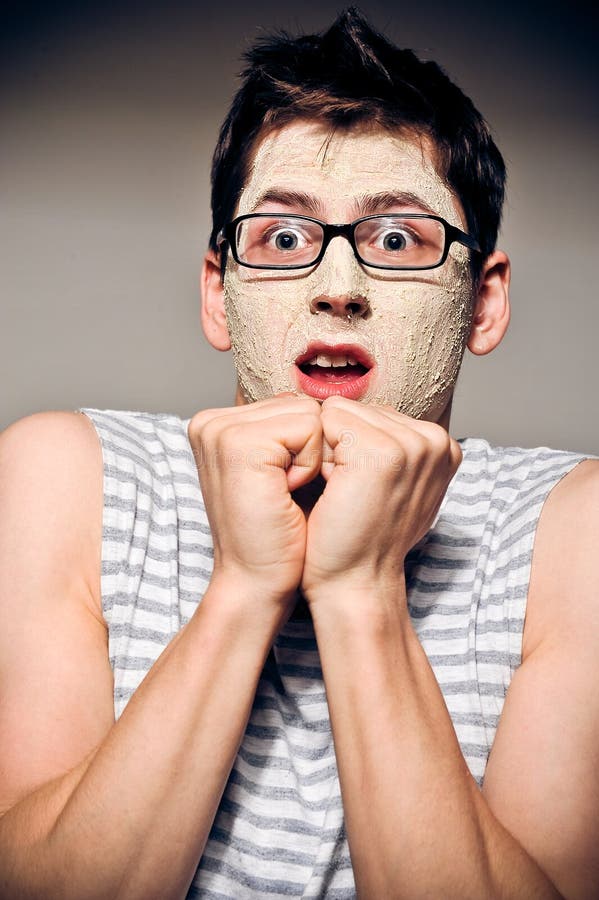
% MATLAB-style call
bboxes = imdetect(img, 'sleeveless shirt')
[79,407,586,899]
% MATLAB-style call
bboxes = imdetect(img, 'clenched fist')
[300,396,462,608]
[188,395,322,608]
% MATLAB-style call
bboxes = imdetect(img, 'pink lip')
[293,342,375,401]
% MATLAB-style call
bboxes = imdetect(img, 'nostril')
[347,301,364,314]
[309,295,371,318]
[315,300,333,312]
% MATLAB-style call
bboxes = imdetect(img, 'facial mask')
[223,122,474,421]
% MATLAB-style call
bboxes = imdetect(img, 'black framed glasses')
[217,212,481,271]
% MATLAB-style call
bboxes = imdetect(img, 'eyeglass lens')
[234,215,446,268]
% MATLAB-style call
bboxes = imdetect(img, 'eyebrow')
[250,188,435,218]
[251,189,323,216]
[355,191,435,216]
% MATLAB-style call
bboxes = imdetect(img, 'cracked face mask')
[221,121,475,421]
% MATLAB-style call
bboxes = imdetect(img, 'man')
[0,8,597,899]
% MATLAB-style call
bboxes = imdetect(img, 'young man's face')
[216,120,475,423]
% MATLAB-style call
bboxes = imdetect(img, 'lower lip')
[294,365,373,401]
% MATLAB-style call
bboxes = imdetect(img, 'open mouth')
[294,342,374,401]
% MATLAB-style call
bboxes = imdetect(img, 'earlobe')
[201,249,231,351]
[467,250,511,356]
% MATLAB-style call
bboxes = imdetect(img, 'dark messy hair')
[209,8,506,280]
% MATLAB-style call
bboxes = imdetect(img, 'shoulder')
[0,409,102,486]
[0,410,103,612]
[525,457,599,657]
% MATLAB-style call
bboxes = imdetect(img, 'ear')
[201,248,231,351]
[467,250,511,356]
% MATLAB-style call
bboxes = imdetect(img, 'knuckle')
[198,415,226,446]
[188,408,218,439]
[423,423,452,456]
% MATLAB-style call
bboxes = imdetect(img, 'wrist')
[304,570,409,627]
[207,566,298,616]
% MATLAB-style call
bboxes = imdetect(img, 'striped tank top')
[80,407,585,899]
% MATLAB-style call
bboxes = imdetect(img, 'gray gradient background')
[2,0,598,452]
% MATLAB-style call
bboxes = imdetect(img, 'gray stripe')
[309,891,356,900]
[448,710,500,728]
[459,742,492,759]
[409,553,477,571]
[109,621,173,641]
[243,704,332,738]
[424,532,480,547]
[408,584,527,604]
[255,688,329,708]
[445,496,512,514]
[236,747,337,785]
[104,516,212,539]
[460,445,579,465]
[207,826,317,866]
[275,664,327,682]
[217,796,341,837]
[243,724,333,759]
[102,559,211,582]
[105,590,203,616]
[104,490,192,515]
[439,680,507,698]
[198,853,305,896]
[187,888,240,900]
[417,620,523,641]
[104,457,202,491]
[426,648,515,667]
[111,654,159,670]
[103,527,214,560]
[83,407,191,439]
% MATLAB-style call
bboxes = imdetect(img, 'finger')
[321,395,434,437]
[189,395,321,439]
[285,416,324,492]
[197,412,321,494]
[321,397,458,467]
[319,407,399,474]
[320,435,336,482]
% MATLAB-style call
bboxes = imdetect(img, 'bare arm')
[303,398,599,899]
[0,401,321,900]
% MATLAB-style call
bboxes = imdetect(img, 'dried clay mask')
[222,121,474,422]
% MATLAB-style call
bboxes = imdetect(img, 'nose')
[309,293,370,317]
[308,234,371,319]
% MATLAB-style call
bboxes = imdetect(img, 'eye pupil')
[383,232,407,252]
[275,232,298,251]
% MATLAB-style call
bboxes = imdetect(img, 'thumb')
[285,420,323,492]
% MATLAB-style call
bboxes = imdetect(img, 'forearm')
[0,578,286,900]
[310,588,562,900]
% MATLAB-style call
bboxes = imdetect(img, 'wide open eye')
[371,224,419,255]
[380,230,414,252]
[236,216,322,266]
[355,216,444,268]
[267,227,307,253]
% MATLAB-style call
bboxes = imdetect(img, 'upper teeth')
[308,353,359,367]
